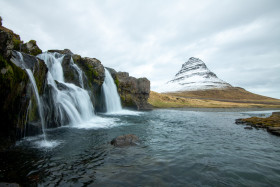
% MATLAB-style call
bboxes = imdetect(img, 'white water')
[102,68,122,113]
[70,58,84,88]
[25,69,46,140]
[38,53,94,126]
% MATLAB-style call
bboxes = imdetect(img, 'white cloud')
[0,0,279,98]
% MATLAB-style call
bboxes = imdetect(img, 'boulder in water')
[111,134,139,147]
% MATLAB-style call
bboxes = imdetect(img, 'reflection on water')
[1,108,280,186]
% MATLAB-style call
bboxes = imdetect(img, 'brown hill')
[148,88,280,108]
[165,87,280,105]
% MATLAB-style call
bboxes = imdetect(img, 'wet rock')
[235,119,245,124]
[0,24,22,58]
[0,182,20,187]
[107,68,152,110]
[244,126,253,130]
[111,134,139,147]
[48,49,73,55]
[267,127,280,136]
[236,112,280,136]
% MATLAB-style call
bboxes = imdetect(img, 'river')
[1,108,280,186]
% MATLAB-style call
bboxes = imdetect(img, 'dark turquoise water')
[1,108,280,186]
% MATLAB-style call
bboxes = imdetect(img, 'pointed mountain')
[162,57,231,93]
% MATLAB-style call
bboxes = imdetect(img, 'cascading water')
[16,52,46,140]
[37,52,94,126]
[25,69,46,140]
[70,58,84,89]
[102,68,122,113]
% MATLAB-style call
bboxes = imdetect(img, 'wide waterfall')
[38,52,94,126]
[102,68,122,113]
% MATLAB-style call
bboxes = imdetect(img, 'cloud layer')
[1,0,279,98]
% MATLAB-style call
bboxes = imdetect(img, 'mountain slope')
[161,57,231,92]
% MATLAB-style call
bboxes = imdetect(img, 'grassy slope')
[166,87,279,102]
[148,89,280,108]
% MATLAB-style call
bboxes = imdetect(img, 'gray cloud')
[0,0,279,98]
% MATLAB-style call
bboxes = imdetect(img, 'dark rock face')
[111,134,139,147]
[0,25,48,150]
[52,50,106,110]
[48,49,73,55]
[107,68,152,110]
[72,55,105,109]
[0,53,29,150]
[60,54,82,87]
[21,40,42,56]
[0,25,21,59]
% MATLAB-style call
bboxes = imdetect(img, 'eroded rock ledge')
[236,112,280,136]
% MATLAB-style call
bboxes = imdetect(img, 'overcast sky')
[1,0,279,98]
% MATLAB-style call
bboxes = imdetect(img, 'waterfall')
[16,52,46,140]
[102,68,122,113]
[70,58,84,89]
[25,69,46,140]
[38,52,94,126]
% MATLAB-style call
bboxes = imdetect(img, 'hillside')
[148,91,280,108]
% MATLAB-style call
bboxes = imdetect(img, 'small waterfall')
[70,58,84,88]
[38,52,94,126]
[102,68,122,113]
[25,69,46,140]
[16,52,46,140]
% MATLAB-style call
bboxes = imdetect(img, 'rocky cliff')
[161,57,231,92]
[0,23,47,150]
[107,68,152,110]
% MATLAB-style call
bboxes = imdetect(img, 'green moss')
[12,37,22,51]
[120,95,125,102]
[114,78,119,88]
[93,69,99,77]
[30,48,42,56]
[29,40,37,45]
[28,97,38,122]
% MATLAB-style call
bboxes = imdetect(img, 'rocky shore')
[236,112,280,136]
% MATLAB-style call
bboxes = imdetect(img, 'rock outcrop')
[107,68,152,110]
[111,134,139,147]
[0,24,48,150]
[0,24,22,59]
[21,40,42,56]
[236,112,280,136]
[161,57,231,93]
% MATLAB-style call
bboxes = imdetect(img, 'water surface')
[1,108,280,186]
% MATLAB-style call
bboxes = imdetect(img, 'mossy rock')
[21,40,42,56]
[0,54,30,149]
[12,37,22,51]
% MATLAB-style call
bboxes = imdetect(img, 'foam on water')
[71,117,119,129]
[34,140,62,149]
[103,109,142,116]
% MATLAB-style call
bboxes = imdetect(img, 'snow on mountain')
[161,57,231,93]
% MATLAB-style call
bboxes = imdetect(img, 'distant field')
[148,88,280,108]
